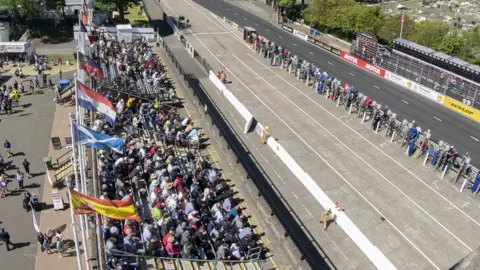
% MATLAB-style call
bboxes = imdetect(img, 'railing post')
[336,95,341,107]
[423,152,429,166]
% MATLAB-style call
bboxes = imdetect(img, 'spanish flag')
[70,190,140,221]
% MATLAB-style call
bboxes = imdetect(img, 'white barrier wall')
[384,71,445,104]
[208,71,254,133]
[257,123,397,270]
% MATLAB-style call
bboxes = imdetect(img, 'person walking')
[3,140,11,157]
[22,158,31,178]
[55,230,65,257]
[320,208,332,231]
[0,228,14,251]
[42,237,52,255]
[37,232,45,252]
[34,76,40,88]
[42,74,47,88]
[0,173,6,198]
[16,169,24,190]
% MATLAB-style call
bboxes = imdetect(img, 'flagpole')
[69,112,84,270]
[77,11,91,270]
[399,11,405,39]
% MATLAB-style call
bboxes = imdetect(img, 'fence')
[156,11,338,267]
[251,33,480,196]
[350,45,480,111]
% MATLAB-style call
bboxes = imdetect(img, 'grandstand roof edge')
[393,38,480,73]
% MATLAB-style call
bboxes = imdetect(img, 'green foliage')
[309,3,382,39]
[278,0,295,10]
[45,0,66,10]
[300,2,480,65]
[94,0,137,20]
[409,20,450,48]
[376,14,414,46]
[0,0,39,22]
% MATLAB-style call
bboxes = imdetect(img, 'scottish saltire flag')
[73,123,123,153]
[77,81,116,125]
[79,52,104,79]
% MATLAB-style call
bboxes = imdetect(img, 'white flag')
[78,32,86,55]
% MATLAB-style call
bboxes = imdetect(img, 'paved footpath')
[150,0,480,269]
[34,102,92,270]
[0,71,83,270]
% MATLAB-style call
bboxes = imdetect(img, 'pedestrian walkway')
[35,103,90,270]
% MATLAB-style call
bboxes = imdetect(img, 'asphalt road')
[192,0,480,166]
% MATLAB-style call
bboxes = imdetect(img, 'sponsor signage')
[293,29,308,41]
[330,47,341,56]
[340,51,386,78]
[281,24,293,33]
[384,71,444,104]
[443,96,480,122]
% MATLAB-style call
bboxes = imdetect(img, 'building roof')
[394,38,480,73]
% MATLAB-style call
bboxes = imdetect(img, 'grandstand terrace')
[91,36,266,270]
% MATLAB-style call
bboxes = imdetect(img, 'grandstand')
[373,38,480,109]
[93,38,266,270]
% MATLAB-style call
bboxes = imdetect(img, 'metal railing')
[251,33,480,196]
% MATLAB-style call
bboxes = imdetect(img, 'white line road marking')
[349,73,355,76]
[254,23,258,26]
[226,8,229,11]
[309,52,314,55]
[434,116,442,122]
[235,13,238,15]
[471,136,479,142]
[279,35,283,39]
[340,116,348,119]
[266,29,270,32]
[292,192,299,199]
[235,56,441,268]
[293,43,297,47]
[302,203,314,218]
[161,2,452,267]
[328,61,334,66]
[243,53,475,254]
[463,201,471,208]
[373,85,380,89]
[379,143,388,148]
[244,17,247,20]
[402,100,409,104]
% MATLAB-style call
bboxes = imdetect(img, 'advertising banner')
[443,96,480,122]
[281,24,293,33]
[293,29,308,41]
[340,51,386,78]
[384,71,444,104]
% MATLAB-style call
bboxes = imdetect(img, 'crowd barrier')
[208,71,255,133]
[277,21,480,124]
[247,31,480,196]
[159,11,397,268]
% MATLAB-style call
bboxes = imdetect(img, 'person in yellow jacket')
[9,90,20,107]
[260,126,270,144]
[320,208,333,231]
[126,97,135,109]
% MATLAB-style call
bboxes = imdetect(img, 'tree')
[95,0,136,21]
[302,0,355,24]
[435,33,464,56]
[376,14,414,46]
[312,3,381,39]
[277,0,295,10]
[0,0,39,23]
[409,20,450,48]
